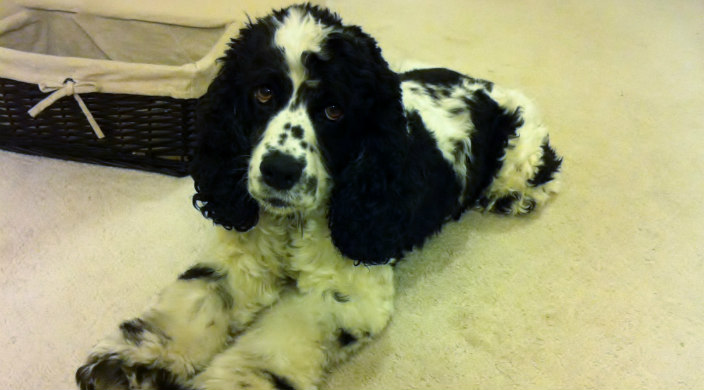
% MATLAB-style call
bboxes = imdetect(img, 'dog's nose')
[260,151,305,191]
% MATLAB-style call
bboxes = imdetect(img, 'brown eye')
[324,105,343,121]
[254,86,273,103]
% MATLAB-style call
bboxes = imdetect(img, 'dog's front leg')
[193,263,395,390]
[75,228,286,390]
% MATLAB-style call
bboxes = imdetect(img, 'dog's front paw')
[76,354,127,390]
[76,353,189,390]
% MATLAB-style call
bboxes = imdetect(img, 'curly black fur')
[190,16,289,232]
[305,24,465,264]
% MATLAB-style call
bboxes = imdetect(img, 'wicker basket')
[0,77,198,176]
[0,7,238,176]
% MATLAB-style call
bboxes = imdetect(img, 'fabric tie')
[28,79,105,139]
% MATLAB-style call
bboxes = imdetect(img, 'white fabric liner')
[0,8,239,99]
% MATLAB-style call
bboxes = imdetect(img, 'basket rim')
[0,9,238,99]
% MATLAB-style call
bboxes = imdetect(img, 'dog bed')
[0,5,238,176]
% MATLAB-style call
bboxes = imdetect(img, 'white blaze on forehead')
[274,8,333,88]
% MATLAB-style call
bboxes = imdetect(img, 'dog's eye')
[254,86,273,103]
[324,105,343,121]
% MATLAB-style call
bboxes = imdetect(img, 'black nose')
[260,151,305,191]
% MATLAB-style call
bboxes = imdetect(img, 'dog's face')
[245,83,331,216]
[191,4,408,263]
[245,6,406,216]
[244,7,338,215]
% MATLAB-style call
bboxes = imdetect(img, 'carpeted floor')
[1,0,703,388]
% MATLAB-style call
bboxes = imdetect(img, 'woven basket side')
[0,77,198,176]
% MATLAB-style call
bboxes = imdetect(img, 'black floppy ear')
[190,60,259,231]
[328,131,411,265]
[325,27,413,265]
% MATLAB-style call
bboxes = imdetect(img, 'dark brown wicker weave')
[0,77,198,176]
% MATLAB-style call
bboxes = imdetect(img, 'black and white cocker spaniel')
[77,4,562,390]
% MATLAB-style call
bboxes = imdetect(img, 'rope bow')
[28,79,105,139]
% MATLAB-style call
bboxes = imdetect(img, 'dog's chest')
[274,212,394,298]
[259,212,348,280]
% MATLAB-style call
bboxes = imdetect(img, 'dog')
[76,4,562,389]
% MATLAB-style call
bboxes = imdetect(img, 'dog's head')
[191,4,408,264]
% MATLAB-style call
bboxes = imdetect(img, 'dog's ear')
[324,27,415,265]
[190,58,259,231]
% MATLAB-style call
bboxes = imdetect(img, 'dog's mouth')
[248,174,322,216]
[265,197,290,208]
[258,195,298,215]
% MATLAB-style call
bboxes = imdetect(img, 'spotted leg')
[477,87,563,215]
[192,263,395,390]
[75,228,286,390]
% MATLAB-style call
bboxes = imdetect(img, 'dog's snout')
[260,151,305,191]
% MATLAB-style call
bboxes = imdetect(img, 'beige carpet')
[2,0,703,388]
